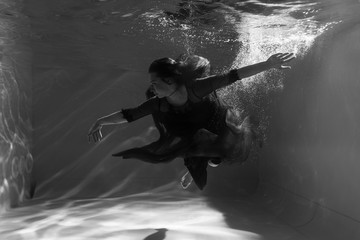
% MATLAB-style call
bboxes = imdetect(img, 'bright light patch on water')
[230,1,336,85]
[214,1,339,142]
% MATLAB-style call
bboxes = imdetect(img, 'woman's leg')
[180,170,193,189]
[183,156,209,190]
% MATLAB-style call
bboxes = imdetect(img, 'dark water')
[1,0,359,239]
[27,0,338,196]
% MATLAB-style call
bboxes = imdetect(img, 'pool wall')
[258,20,360,239]
[0,0,33,213]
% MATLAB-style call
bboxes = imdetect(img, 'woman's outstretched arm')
[88,97,160,142]
[236,53,295,78]
[190,53,295,100]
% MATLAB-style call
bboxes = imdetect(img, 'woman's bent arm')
[88,97,160,142]
[98,111,127,125]
[88,111,126,142]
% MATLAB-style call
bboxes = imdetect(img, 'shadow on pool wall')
[257,19,360,239]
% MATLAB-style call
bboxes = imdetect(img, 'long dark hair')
[176,54,211,80]
[148,54,211,86]
[148,57,181,79]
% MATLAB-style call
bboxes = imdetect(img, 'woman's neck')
[166,85,188,106]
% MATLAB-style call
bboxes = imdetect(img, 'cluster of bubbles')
[0,0,33,212]
[130,1,241,55]
[216,0,338,142]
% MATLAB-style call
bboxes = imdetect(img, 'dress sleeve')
[189,70,240,100]
[121,97,160,122]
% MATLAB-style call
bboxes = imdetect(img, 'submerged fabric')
[121,73,237,135]
[114,73,256,190]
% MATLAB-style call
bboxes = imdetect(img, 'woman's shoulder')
[185,77,213,103]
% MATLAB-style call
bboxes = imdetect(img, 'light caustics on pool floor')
[0,187,265,240]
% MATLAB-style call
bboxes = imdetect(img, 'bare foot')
[180,171,193,189]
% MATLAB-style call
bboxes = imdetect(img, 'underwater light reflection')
[0,193,261,240]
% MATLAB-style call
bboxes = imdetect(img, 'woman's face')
[150,73,176,98]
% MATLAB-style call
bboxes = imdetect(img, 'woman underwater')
[88,53,295,190]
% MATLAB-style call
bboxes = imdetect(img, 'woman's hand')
[88,120,104,143]
[266,53,295,69]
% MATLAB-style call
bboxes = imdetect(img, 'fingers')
[94,131,103,142]
[280,53,295,62]
[88,121,104,143]
[273,52,295,61]
[88,129,95,143]
[273,53,283,58]
[280,65,292,69]
[88,130,103,143]
[270,52,295,70]
[92,133,97,142]
[279,53,291,59]
[88,123,97,136]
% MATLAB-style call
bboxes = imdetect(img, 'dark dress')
[113,73,256,190]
